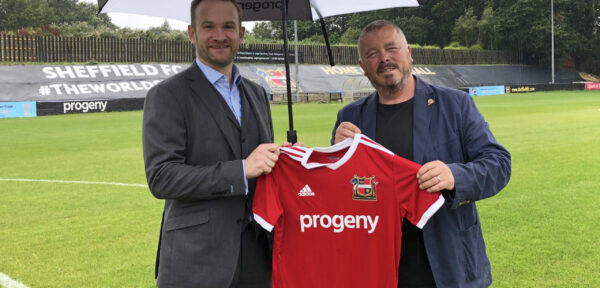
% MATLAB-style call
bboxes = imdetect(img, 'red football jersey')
[253,134,445,288]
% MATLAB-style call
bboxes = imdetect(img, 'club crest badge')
[351,175,378,201]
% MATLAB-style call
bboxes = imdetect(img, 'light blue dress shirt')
[195,58,242,125]
[195,59,248,194]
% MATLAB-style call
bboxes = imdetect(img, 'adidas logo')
[298,184,315,197]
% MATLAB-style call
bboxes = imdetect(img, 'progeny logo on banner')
[239,0,281,12]
[63,101,108,114]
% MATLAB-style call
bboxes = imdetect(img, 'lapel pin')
[427,98,435,106]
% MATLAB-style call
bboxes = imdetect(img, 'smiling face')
[358,24,413,97]
[188,0,245,75]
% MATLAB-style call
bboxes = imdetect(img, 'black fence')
[269,92,343,104]
[1,35,519,65]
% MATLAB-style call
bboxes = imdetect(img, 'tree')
[0,0,113,31]
[339,27,360,44]
[452,8,479,47]
[477,6,499,50]
[251,21,278,41]
[395,16,435,46]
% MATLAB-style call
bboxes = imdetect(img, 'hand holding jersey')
[245,143,281,179]
[335,121,456,192]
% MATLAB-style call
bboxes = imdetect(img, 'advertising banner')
[469,86,505,96]
[236,50,303,64]
[584,83,600,90]
[0,101,37,118]
[36,98,145,116]
[505,85,536,93]
[1,64,451,103]
[0,64,186,102]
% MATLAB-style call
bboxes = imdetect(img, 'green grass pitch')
[1,90,599,287]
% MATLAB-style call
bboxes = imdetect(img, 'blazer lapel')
[187,64,241,157]
[240,80,271,143]
[412,77,434,164]
[360,93,378,139]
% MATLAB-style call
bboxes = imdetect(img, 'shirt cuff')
[242,160,248,195]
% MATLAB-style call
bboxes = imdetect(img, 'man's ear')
[359,60,365,76]
[239,26,246,42]
[187,25,195,44]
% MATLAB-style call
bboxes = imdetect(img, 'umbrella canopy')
[98,0,419,22]
[97,0,419,142]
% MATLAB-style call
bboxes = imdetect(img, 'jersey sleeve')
[394,155,445,229]
[253,170,283,232]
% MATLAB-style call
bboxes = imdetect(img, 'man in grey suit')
[143,0,280,287]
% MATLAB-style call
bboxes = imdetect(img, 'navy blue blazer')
[332,77,511,288]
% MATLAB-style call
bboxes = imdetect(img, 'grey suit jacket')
[143,63,274,287]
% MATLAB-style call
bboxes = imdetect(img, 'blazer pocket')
[460,221,483,280]
[165,209,209,232]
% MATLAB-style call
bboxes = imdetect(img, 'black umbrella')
[98,0,420,143]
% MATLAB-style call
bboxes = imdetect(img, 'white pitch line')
[0,178,147,188]
[0,273,30,288]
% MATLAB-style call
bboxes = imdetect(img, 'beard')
[195,34,238,69]
[368,61,412,94]
[200,46,236,68]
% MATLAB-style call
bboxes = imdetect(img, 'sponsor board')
[0,101,37,118]
[469,86,505,96]
[236,50,303,64]
[36,98,144,116]
[63,101,108,114]
[255,67,301,94]
[0,64,183,102]
[585,83,600,90]
[505,85,536,93]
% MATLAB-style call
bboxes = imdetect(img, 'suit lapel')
[360,93,378,139]
[240,80,271,143]
[187,64,241,157]
[412,77,434,164]
[240,85,251,131]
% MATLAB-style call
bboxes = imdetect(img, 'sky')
[80,0,256,31]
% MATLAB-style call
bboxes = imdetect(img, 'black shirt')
[376,98,437,288]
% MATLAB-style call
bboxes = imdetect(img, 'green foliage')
[469,44,484,50]
[339,27,361,45]
[478,6,499,50]
[294,34,325,45]
[395,16,436,47]
[418,45,442,50]
[54,20,188,41]
[241,0,600,74]
[452,8,479,47]
[0,0,113,31]
[443,41,468,50]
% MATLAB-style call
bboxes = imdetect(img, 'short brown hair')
[191,0,243,27]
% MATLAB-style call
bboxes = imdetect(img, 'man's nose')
[212,28,227,39]
[379,50,391,62]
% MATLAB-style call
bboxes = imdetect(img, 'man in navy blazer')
[332,20,511,287]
